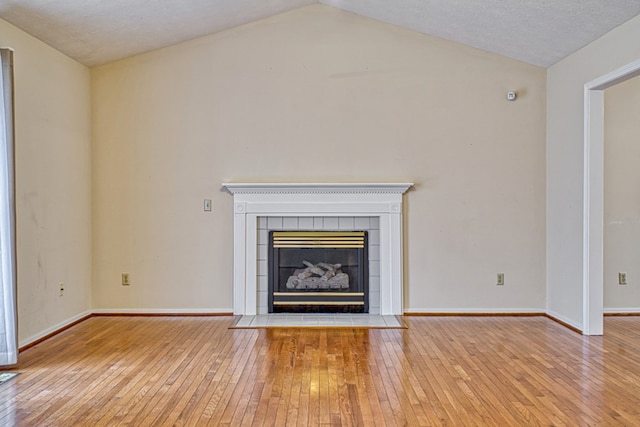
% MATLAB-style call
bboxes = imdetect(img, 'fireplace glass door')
[269,231,368,313]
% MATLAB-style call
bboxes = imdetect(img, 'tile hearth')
[233,314,404,328]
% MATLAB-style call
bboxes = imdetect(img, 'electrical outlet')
[122,273,130,286]
[619,272,627,285]
[59,282,64,297]
[497,273,505,286]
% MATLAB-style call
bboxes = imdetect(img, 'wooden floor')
[1,316,640,426]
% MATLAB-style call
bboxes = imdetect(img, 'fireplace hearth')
[269,231,368,313]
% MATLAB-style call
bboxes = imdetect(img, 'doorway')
[584,58,640,335]
[603,76,640,314]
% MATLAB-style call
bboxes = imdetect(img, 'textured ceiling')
[0,0,316,67]
[1,0,639,68]
[322,0,640,68]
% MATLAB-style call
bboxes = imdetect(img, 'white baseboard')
[545,310,582,331]
[403,308,545,314]
[20,310,92,348]
[91,308,234,315]
[603,308,640,314]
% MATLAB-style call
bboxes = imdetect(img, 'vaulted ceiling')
[1,0,639,68]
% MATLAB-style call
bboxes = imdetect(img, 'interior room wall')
[604,76,640,311]
[547,14,640,329]
[0,19,92,344]
[91,4,546,313]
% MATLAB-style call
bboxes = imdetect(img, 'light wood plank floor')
[1,316,640,426]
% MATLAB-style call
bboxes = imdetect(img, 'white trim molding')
[222,182,414,194]
[222,182,413,316]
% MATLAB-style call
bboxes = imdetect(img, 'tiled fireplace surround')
[222,183,413,316]
[258,216,380,314]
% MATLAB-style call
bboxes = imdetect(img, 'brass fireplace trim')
[273,292,365,297]
[273,301,365,306]
[272,231,365,248]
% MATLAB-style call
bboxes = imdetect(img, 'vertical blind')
[0,48,17,366]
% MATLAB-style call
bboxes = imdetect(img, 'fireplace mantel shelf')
[224,182,413,316]
[222,182,413,195]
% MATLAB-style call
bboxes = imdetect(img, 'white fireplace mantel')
[222,182,413,316]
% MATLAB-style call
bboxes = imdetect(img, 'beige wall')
[0,19,92,343]
[91,5,546,312]
[604,76,640,310]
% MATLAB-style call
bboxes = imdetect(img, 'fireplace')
[269,231,368,313]
[221,182,413,316]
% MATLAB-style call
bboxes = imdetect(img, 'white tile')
[331,316,344,324]
[353,216,370,230]
[349,314,369,321]
[369,260,381,277]
[323,217,339,229]
[257,275,268,292]
[258,291,268,312]
[283,217,299,229]
[235,316,254,327]
[368,229,380,245]
[333,319,353,326]
[369,276,380,293]
[268,216,283,230]
[356,319,371,326]
[238,314,401,327]
[299,217,314,229]
[369,290,380,308]
[369,244,380,261]
[269,318,300,326]
[382,316,402,327]
[366,317,386,326]
[354,217,370,229]
[258,217,268,229]
[258,229,268,245]
[370,216,380,229]
[313,217,324,230]
[257,244,268,261]
[257,260,268,276]
[338,217,355,230]
[252,315,270,326]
